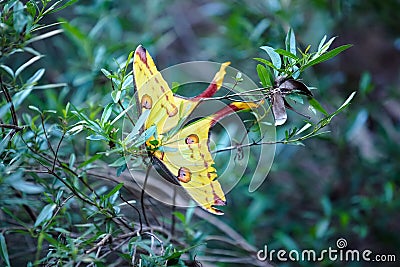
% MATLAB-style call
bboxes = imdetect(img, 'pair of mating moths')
[133,45,311,215]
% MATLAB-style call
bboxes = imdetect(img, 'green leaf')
[8,176,45,194]
[319,36,337,55]
[0,233,11,267]
[111,90,122,103]
[34,203,57,227]
[13,1,28,34]
[285,28,297,57]
[69,153,76,169]
[109,157,126,167]
[171,82,180,93]
[0,65,15,77]
[317,35,327,51]
[123,51,135,74]
[110,104,134,125]
[256,64,271,87]
[101,68,112,78]
[125,109,150,143]
[173,212,186,224]
[32,83,67,90]
[321,196,332,217]
[359,72,373,95]
[86,134,107,141]
[15,55,44,77]
[60,19,87,44]
[304,44,353,69]
[105,183,124,199]
[26,29,64,44]
[26,1,37,17]
[315,218,330,238]
[27,68,45,84]
[260,46,281,76]
[274,48,298,60]
[101,103,113,125]
[121,75,133,90]
[28,105,42,113]
[0,103,11,119]
[253,57,277,71]
[309,98,328,116]
[116,164,127,176]
[47,0,79,14]
[78,154,102,168]
[14,88,33,108]
[296,122,312,136]
[338,91,357,110]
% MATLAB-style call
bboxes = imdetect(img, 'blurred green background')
[1,0,399,266]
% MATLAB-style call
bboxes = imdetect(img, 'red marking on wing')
[135,45,148,66]
[210,183,226,206]
[210,103,242,127]
[193,82,218,100]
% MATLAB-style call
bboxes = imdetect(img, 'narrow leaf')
[274,49,298,60]
[305,44,353,69]
[110,104,135,125]
[285,28,296,57]
[256,64,270,87]
[126,109,150,141]
[309,98,328,116]
[101,68,112,78]
[320,36,337,54]
[34,204,57,227]
[86,134,107,141]
[78,154,102,168]
[296,122,312,136]
[101,103,113,125]
[253,57,278,71]
[105,183,124,198]
[69,153,76,169]
[33,83,67,90]
[317,35,327,51]
[338,91,357,111]
[48,0,79,14]
[27,68,45,84]
[109,157,126,167]
[0,233,11,267]
[0,65,14,77]
[26,29,64,44]
[15,55,44,77]
[121,75,133,90]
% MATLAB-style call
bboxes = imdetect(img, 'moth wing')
[271,91,287,126]
[133,45,230,134]
[153,102,259,214]
[279,79,313,96]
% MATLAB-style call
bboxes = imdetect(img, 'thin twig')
[0,75,22,138]
[0,123,24,131]
[40,113,57,158]
[85,233,112,254]
[171,187,177,236]
[110,77,136,126]
[140,164,152,230]
[51,130,65,172]
[120,194,142,231]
